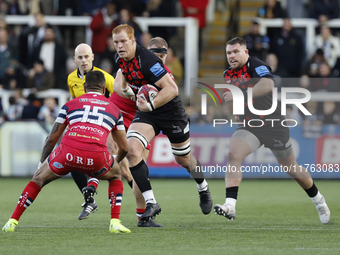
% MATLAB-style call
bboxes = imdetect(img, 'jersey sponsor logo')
[88,98,110,105]
[53,162,64,169]
[150,63,165,77]
[69,132,77,136]
[70,125,105,136]
[255,65,270,77]
[80,98,88,102]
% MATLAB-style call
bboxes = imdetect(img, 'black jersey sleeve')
[249,57,273,79]
[140,48,167,84]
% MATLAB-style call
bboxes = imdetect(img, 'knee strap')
[172,142,191,156]
[127,130,149,148]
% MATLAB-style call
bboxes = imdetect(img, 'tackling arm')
[40,122,67,163]
[153,73,178,107]
[110,129,128,163]
[137,73,178,112]
[137,73,178,111]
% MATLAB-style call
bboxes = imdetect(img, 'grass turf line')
[0,178,339,255]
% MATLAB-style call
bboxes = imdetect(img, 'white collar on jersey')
[87,92,102,95]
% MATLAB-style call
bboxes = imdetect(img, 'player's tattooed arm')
[40,122,66,162]
[50,122,62,135]
[40,142,55,163]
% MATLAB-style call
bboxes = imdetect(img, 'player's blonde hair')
[112,24,135,39]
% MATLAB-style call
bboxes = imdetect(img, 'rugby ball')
[137,84,158,103]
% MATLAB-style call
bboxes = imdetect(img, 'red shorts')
[48,144,114,178]
[120,110,134,130]
[116,107,151,150]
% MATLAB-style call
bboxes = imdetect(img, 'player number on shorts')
[81,105,106,126]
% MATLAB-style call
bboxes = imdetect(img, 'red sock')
[108,180,123,219]
[11,181,41,221]
[87,178,99,190]
[136,208,145,221]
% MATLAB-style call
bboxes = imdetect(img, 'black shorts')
[237,124,291,151]
[132,109,190,144]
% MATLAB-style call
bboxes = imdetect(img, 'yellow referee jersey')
[67,66,114,98]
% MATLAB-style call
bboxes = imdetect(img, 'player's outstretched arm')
[40,122,67,163]
[111,129,128,163]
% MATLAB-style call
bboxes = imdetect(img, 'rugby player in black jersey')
[213,37,330,224]
[112,24,212,221]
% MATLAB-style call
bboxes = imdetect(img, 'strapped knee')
[172,141,191,156]
[127,130,149,148]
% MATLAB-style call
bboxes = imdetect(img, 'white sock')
[225,197,237,208]
[311,191,323,204]
[143,190,157,204]
[197,180,208,191]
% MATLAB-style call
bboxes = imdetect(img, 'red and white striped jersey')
[56,92,124,151]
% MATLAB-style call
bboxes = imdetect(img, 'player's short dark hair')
[227,37,247,47]
[148,37,168,59]
[84,71,105,92]
[148,37,168,49]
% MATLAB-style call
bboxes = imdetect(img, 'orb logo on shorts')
[53,162,64,169]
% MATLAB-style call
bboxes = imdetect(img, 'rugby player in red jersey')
[3,71,131,233]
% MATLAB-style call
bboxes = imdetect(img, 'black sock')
[188,159,204,184]
[128,180,133,189]
[226,186,239,200]
[71,171,88,193]
[130,160,152,193]
[304,183,318,197]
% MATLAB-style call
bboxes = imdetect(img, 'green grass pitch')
[0,178,339,255]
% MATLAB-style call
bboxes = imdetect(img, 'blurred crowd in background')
[0,0,195,123]
[0,0,339,131]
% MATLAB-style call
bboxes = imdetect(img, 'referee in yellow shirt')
[68,43,124,220]
[68,43,114,99]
